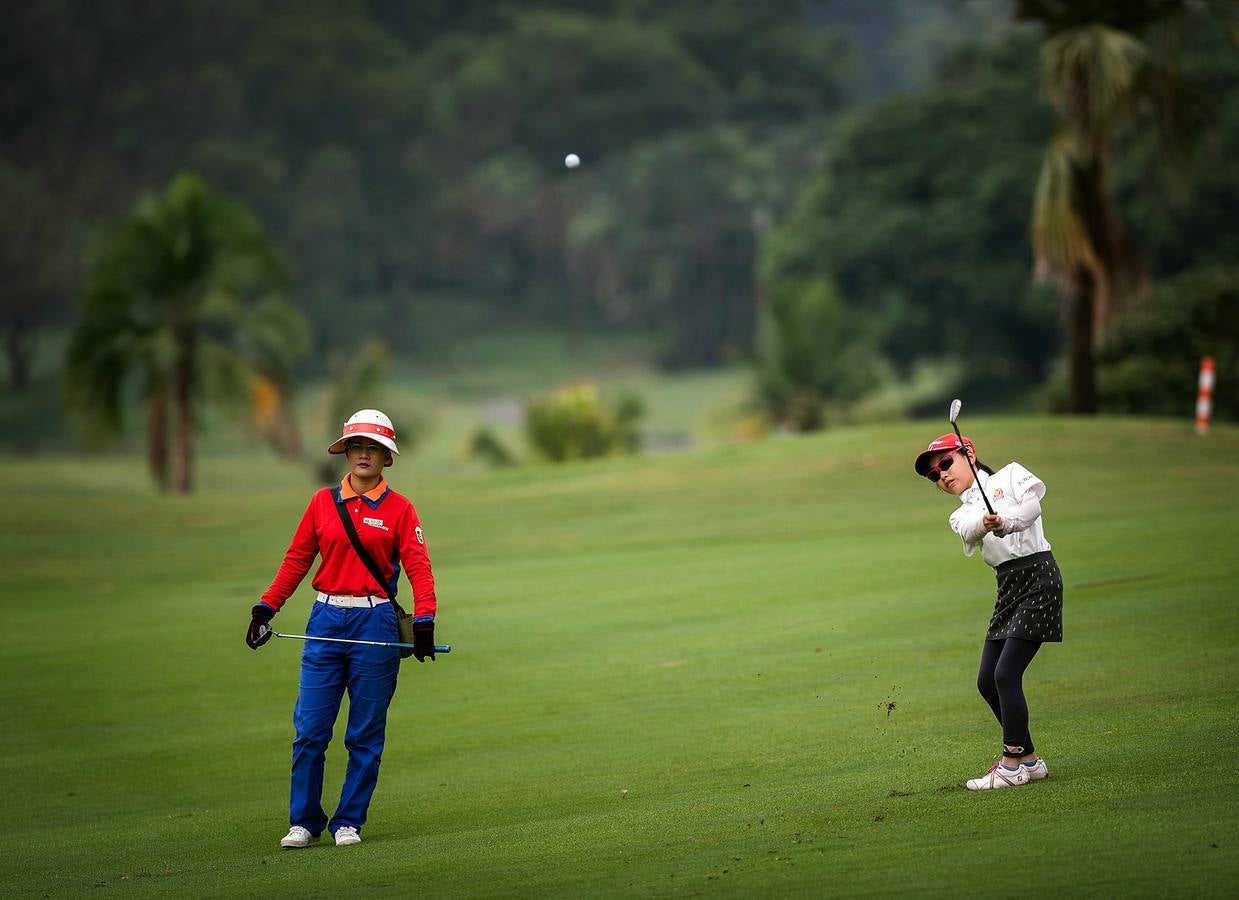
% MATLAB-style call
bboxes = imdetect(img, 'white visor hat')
[327,408,400,459]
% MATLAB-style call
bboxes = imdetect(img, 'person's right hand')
[246,604,275,650]
[982,513,1005,534]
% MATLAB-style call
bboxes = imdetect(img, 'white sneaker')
[280,826,319,849]
[334,826,361,846]
[966,762,1030,791]
[1022,757,1050,781]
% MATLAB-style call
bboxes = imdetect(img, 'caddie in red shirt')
[245,408,439,849]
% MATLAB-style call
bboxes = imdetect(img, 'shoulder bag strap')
[333,491,405,613]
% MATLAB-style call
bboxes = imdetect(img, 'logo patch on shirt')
[363,516,389,531]
[415,526,425,545]
[992,488,1005,501]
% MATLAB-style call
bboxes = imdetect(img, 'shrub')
[755,276,886,430]
[524,383,644,462]
[466,426,518,467]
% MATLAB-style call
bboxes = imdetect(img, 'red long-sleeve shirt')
[259,476,437,619]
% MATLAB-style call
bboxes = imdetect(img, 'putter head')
[949,398,962,424]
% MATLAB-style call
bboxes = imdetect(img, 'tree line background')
[3,0,1238,478]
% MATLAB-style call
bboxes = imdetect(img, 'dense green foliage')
[760,14,1239,421]
[0,161,79,389]
[2,1,1047,375]
[1088,267,1239,418]
[2,418,1237,896]
[1018,1,1229,412]
[761,32,1061,417]
[1118,20,1239,277]
[4,1,1237,431]
[1,0,851,368]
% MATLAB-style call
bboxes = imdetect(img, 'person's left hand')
[412,620,436,662]
[982,513,1004,534]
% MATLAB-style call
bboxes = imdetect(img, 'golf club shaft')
[949,420,995,515]
[271,630,451,653]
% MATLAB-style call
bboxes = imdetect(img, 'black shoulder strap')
[333,490,394,598]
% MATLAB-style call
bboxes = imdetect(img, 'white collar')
[959,470,988,505]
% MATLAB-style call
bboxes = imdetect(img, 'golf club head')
[949,398,962,424]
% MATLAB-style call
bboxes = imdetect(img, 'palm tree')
[1018,0,1221,411]
[66,173,308,492]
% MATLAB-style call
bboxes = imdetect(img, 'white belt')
[316,592,389,608]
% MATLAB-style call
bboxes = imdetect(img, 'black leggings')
[977,637,1042,756]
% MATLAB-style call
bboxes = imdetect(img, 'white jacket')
[948,462,1051,568]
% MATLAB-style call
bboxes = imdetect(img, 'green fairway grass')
[2,417,1237,897]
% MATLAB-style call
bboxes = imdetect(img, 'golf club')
[267,627,452,654]
[949,398,995,515]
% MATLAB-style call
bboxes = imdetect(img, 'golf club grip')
[389,642,454,653]
[385,642,452,653]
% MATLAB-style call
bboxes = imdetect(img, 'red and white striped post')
[1196,355,1215,435]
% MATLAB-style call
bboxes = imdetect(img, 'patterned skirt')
[987,550,1063,643]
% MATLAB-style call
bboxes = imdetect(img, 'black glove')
[412,620,436,662]
[246,603,275,650]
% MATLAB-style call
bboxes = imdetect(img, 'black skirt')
[987,550,1063,643]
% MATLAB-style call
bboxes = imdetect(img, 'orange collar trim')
[340,475,388,502]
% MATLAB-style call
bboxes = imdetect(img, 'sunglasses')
[925,452,962,482]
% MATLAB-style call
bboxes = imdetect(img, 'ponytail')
[975,459,995,475]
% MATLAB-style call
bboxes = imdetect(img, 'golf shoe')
[966,762,1030,791]
[280,826,319,849]
[1022,757,1050,781]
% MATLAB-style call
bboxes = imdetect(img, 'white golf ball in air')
[564,153,580,169]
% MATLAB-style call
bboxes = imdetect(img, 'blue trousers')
[290,601,400,836]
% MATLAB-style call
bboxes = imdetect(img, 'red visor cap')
[914,433,974,476]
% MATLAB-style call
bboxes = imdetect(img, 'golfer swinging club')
[914,427,1062,790]
[246,409,439,847]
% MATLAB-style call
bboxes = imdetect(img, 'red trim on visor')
[343,422,395,439]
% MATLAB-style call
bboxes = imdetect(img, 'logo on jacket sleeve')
[363,516,389,532]
[415,526,425,545]
[992,488,1005,501]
